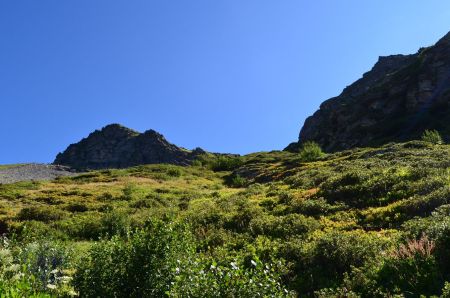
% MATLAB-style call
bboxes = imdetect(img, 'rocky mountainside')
[287,31,450,152]
[54,124,210,170]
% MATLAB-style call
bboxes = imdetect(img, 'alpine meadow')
[1,2,450,297]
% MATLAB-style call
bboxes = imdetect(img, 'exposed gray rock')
[54,124,221,170]
[0,164,76,184]
[288,31,450,152]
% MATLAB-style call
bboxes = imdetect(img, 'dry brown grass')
[392,234,435,259]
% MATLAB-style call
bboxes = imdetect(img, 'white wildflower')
[230,262,238,270]
[46,284,57,290]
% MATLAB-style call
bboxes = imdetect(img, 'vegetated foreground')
[0,141,449,297]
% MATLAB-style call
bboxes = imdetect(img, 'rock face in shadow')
[288,31,450,152]
[54,124,205,170]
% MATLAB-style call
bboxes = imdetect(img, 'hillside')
[1,141,449,296]
[287,31,450,152]
[54,124,213,170]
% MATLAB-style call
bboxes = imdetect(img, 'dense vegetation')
[0,140,449,297]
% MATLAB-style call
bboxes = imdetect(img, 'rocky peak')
[54,124,204,170]
[287,31,450,152]
[435,31,450,47]
[100,123,138,135]
[87,124,139,143]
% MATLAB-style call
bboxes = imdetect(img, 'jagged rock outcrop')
[287,31,450,152]
[54,124,208,170]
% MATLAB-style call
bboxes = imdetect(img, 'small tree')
[299,141,324,162]
[421,130,443,145]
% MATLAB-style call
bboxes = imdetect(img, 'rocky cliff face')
[54,124,207,170]
[287,31,450,152]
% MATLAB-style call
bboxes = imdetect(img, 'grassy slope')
[0,141,449,296]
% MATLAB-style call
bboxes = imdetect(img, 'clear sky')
[1,1,450,164]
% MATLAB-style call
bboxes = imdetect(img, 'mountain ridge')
[287,31,450,152]
[54,124,222,170]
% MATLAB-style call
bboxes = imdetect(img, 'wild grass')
[0,141,449,296]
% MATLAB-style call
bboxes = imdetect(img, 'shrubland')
[0,140,449,296]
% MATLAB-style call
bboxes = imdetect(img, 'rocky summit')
[54,124,208,170]
[287,31,450,152]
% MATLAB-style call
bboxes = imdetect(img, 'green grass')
[0,142,449,296]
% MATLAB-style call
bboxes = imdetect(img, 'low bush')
[227,174,247,188]
[422,129,443,145]
[65,203,88,213]
[284,230,393,295]
[16,206,65,223]
[345,235,442,296]
[0,239,74,296]
[73,219,194,297]
[170,256,294,297]
[210,156,243,172]
[249,213,320,238]
[299,141,324,162]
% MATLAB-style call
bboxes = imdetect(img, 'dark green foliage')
[1,141,450,295]
[121,183,138,200]
[210,156,244,171]
[344,236,442,297]
[422,129,444,144]
[73,219,292,297]
[166,167,182,177]
[442,282,450,298]
[249,213,320,238]
[285,230,393,294]
[226,173,247,188]
[170,256,294,297]
[376,253,441,296]
[299,141,324,161]
[0,239,73,296]
[65,202,88,213]
[319,167,418,209]
[17,206,65,222]
[73,220,194,297]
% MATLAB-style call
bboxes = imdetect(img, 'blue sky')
[1,1,450,163]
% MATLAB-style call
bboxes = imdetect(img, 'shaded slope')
[54,124,203,170]
[289,31,450,152]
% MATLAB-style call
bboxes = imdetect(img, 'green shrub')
[16,207,64,222]
[0,239,73,296]
[287,197,342,216]
[376,241,441,296]
[442,281,450,298]
[73,219,194,297]
[65,203,88,213]
[227,174,247,188]
[210,156,243,172]
[17,241,72,291]
[249,214,320,238]
[121,183,138,201]
[346,236,442,297]
[166,167,182,177]
[299,141,324,162]
[60,214,104,240]
[170,256,294,297]
[422,129,443,145]
[319,167,416,208]
[284,230,393,295]
[99,209,131,237]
